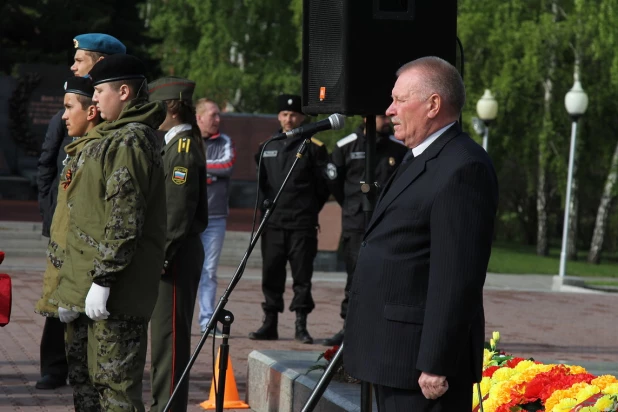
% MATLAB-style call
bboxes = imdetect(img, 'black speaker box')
[302,0,457,116]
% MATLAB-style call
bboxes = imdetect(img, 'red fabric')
[0,251,4,264]
[0,274,12,327]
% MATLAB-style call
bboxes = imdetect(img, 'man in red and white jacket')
[195,98,236,336]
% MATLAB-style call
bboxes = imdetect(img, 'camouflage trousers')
[65,314,148,412]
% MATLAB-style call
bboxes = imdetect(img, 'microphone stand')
[301,116,378,412]
[162,136,313,412]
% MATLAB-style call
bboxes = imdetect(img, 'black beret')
[148,76,195,102]
[277,94,303,114]
[88,54,146,86]
[64,76,94,97]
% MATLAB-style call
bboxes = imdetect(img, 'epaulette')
[177,137,191,153]
[336,133,358,148]
[311,137,324,147]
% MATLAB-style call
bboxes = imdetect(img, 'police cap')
[73,33,126,55]
[64,76,94,97]
[88,54,146,86]
[277,94,302,114]
[148,76,195,102]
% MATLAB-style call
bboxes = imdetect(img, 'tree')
[144,0,301,113]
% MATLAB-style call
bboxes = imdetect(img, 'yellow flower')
[513,360,537,373]
[492,331,500,343]
[483,349,494,367]
[552,398,578,412]
[490,338,496,349]
[546,382,591,411]
[592,375,618,390]
[575,384,600,403]
[492,367,517,382]
[602,383,618,395]
[594,394,615,409]
[568,364,588,374]
[578,408,599,412]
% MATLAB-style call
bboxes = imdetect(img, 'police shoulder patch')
[172,166,188,185]
[310,137,324,146]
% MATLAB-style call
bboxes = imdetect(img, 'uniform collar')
[165,124,192,145]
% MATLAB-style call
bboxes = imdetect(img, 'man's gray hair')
[396,56,465,115]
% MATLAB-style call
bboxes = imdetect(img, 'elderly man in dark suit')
[343,56,498,410]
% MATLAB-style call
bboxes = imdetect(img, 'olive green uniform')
[150,127,208,412]
[49,95,167,412]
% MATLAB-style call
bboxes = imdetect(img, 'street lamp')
[476,89,498,151]
[559,77,589,278]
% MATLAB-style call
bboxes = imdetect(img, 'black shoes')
[248,313,278,340]
[294,312,313,344]
[35,374,67,390]
[322,328,344,346]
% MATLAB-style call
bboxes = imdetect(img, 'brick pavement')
[0,266,616,411]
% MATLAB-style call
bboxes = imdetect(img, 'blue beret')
[64,76,94,97]
[73,33,126,55]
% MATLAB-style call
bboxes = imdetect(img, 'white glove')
[85,283,111,321]
[58,307,79,323]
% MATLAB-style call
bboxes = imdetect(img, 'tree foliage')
[1,0,158,77]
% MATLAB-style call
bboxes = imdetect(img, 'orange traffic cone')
[200,348,250,410]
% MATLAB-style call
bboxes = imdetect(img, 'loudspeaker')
[302,0,457,116]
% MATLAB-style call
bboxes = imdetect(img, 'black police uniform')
[256,133,330,312]
[323,126,407,345]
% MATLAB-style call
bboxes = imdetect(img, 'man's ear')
[96,56,105,64]
[427,93,441,119]
[119,84,132,102]
[86,105,98,121]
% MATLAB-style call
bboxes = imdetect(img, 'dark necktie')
[393,150,415,182]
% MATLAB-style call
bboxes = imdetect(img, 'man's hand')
[85,284,110,321]
[418,372,449,400]
[58,307,79,323]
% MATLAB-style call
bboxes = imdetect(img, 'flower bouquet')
[307,345,360,384]
[473,332,618,412]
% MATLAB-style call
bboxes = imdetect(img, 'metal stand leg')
[215,310,234,412]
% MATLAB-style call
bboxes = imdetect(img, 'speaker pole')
[360,115,377,411]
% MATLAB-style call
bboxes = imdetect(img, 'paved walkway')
[1,247,617,411]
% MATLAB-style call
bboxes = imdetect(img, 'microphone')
[272,113,345,140]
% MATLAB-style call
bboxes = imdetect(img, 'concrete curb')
[247,350,370,412]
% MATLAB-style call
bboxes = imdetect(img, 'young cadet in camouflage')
[48,54,167,412]
[147,77,208,412]
[36,77,102,321]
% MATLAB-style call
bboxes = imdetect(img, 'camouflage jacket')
[162,127,208,264]
[49,95,167,319]
[35,134,97,317]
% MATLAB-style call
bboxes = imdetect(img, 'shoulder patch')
[172,166,188,185]
[177,138,191,153]
[310,137,324,147]
[337,133,358,148]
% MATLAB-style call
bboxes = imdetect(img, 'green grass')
[488,241,618,278]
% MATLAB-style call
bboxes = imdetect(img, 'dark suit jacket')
[342,123,498,390]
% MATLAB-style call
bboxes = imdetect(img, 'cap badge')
[64,82,68,90]
[287,98,293,105]
[73,39,79,48]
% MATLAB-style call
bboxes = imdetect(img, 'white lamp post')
[559,77,589,278]
[476,89,499,151]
